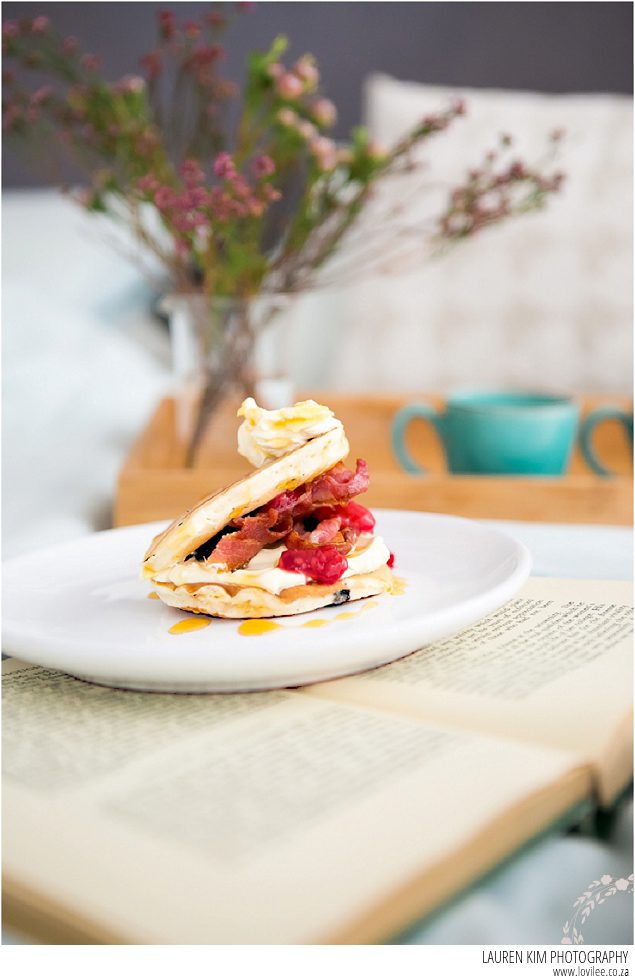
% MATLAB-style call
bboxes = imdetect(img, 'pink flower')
[187,187,209,208]
[155,186,176,209]
[2,21,19,38]
[31,85,53,105]
[62,36,78,54]
[2,104,20,130]
[508,160,527,179]
[213,151,237,180]
[81,53,101,72]
[158,10,176,40]
[180,158,205,186]
[311,136,338,171]
[600,875,613,885]
[544,172,565,192]
[31,16,50,33]
[615,878,630,891]
[183,21,201,39]
[276,73,304,100]
[231,175,251,198]
[297,119,317,140]
[294,55,319,89]
[137,175,159,194]
[190,44,223,66]
[141,51,162,78]
[367,140,387,161]
[266,62,284,80]
[276,107,298,127]
[209,188,232,221]
[252,154,275,179]
[172,212,198,233]
[246,198,265,217]
[311,98,336,128]
[227,199,246,218]
[115,74,146,94]
[206,11,225,28]
[336,147,353,165]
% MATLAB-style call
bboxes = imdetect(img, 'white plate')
[2,510,530,692]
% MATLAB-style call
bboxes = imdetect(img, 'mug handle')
[579,407,634,477]
[391,403,444,475]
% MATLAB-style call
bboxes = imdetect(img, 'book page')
[2,659,589,944]
[310,579,633,804]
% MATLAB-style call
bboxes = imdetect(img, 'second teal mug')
[391,392,633,476]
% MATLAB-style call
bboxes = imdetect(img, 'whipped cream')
[237,397,343,468]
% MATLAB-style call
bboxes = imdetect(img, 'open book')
[3,578,632,944]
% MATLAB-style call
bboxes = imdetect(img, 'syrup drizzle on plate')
[167,591,402,636]
[237,620,282,637]
[168,617,212,635]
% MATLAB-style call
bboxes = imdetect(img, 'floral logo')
[562,873,634,943]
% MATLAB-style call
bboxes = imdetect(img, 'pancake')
[152,566,393,619]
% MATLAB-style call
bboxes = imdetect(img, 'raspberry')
[279,546,348,585]
[387,552,395,568]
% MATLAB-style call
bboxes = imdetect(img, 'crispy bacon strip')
[204,459,371,570]
[208,509,291,569]
[268,459,370,516]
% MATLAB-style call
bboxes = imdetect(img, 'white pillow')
[327,75,633,395]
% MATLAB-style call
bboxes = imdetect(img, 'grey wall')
[3,1,633,187]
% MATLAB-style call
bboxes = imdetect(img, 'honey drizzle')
[168,617,212,635]
[238,620,283,636]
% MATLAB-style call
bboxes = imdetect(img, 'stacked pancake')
[142,399,393,618]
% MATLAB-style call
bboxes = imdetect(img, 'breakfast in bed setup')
[2,1,632,958]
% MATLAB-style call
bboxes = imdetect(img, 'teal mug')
[391,392,631,477]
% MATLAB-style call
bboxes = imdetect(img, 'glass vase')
[161,293,295,465]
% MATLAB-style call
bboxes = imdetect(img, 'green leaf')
[351,126,369,150]
[248,34,288,76]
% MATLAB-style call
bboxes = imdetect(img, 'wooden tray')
[115,393,633,527]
